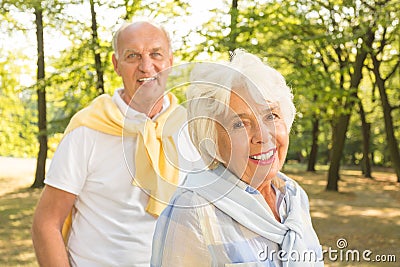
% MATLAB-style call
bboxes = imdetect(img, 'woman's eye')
[232,121,245,129]
[265,113,278,121]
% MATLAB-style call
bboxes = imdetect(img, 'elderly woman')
[151,50,323,267]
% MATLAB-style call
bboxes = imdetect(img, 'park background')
[0,0,399,266]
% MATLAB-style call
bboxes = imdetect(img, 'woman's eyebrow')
[262,102,280,112]
[225,112,249,121]
[220,113,246,126]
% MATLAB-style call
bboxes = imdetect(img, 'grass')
[0,157,41,267]
[287,164,400,266]
[0,157,399,266]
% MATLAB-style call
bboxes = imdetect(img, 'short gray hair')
[186,49,296,167]
[112,19,172,59]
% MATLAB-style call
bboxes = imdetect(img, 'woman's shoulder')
[181,168,221,190]
[170,187,211,208]
[166,169,220,217]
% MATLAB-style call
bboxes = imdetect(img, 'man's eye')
[151,52,163,58]
[126,53,141,60]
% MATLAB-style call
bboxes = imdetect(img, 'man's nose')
[138,55,154,73]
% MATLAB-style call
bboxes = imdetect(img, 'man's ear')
[112,54,121,76]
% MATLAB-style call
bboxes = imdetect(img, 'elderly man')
[32,20,201,267]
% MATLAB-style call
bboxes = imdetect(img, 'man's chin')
[133,87,164,102]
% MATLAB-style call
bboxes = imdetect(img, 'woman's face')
[216,91,289,189]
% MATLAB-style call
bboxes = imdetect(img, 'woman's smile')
[249,148,276,165]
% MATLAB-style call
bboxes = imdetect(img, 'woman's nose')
[251,121,274,144]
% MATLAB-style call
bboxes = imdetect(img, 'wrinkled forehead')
[118,22,169,49]
[214,87,278,125]
[230,86,277,112]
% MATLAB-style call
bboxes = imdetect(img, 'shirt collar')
[112,88,170,121]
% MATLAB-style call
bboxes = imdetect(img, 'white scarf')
[184,165,323,267]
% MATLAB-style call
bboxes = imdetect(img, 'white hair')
[186,49,296,167]
[112,19,172,59]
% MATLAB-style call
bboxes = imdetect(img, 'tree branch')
[384,59,400,81]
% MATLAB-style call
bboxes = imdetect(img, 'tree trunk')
[307,117,319,172]
[371,55,400,182]
[90,0,104,95]
[327,115,350,191]
[359,101,372,178]
[326,28,375,191]
[228,0,238,52]
[32,3,47,188]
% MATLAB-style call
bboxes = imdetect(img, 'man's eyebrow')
[150,47,166,53]
[122,49,139,55]
[122,47,164,54]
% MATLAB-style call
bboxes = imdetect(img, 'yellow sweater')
[62,93,185,243]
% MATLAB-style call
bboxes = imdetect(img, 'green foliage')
[0,0,398,171]
[183,0,399,168]
[0,49,38,157]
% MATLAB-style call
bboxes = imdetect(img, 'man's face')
[112,22,173,107]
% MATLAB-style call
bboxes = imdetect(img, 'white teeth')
[138,77,156,82]
[250,150,274,161]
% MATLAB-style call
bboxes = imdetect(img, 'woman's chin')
[249,165,280,186]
